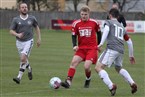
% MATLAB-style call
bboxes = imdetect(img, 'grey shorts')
[98,49,123,67]
[16,39,34,57]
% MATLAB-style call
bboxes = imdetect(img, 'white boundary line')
[0,87,98,96]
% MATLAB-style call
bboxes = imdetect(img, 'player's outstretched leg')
[97,69,117,96]
[61,68,75,88]
[118,68,137,94]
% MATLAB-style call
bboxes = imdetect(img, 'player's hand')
[36,38,41,47]
[17,33,24,39]
[129,57,135,64]
[98,46,102,53]
[98,44,102,53]
[73,46,79,51]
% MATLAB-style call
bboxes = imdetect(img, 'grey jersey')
[104,20,127,54]
[10,15,38,41]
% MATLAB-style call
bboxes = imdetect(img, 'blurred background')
[0,0,145,32]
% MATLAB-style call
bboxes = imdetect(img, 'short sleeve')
[33,16,38,27]
[10,18,17,30]
[71,21,78,35]
[104,20,110,27]
[96,21,100,32]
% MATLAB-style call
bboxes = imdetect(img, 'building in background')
[0,0,16,9]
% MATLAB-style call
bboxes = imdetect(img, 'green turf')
[0,29,144,97]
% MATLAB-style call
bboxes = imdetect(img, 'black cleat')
[28,68,33,80]
[109,84,117,96]
[61,80,70,88]
[13,78,20,84]
[84,79,91,88]
[131,83,137,94]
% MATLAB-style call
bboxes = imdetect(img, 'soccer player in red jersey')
[61,6,101,88]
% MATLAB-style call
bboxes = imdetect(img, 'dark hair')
[109,8,119,18]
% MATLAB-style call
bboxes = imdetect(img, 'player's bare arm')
[35,25,41,47]
[10,30,23,38]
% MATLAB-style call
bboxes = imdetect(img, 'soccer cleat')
[109,84,117,96]
[28,68,33,80]
[131,83,137,94]
[61,80,70,88]
[84,79,91,88]
[13,77,20,84]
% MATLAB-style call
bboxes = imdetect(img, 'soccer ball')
[49,77,61,89]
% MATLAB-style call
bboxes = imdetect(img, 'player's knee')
[70,61,79,68]
[95,62,104,73]
[84,65,91,70]
[20,54,27,64]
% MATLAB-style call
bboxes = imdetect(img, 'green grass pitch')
[0,29,144,97]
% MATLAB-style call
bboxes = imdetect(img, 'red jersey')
[71,18,100,49]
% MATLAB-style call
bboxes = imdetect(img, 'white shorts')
[98,49,123,67]
[16,39,34,57]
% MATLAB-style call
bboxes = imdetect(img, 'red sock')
[85,69,91,79]
[67,68,76,81]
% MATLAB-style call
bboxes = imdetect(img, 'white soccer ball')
[49,77,61,89]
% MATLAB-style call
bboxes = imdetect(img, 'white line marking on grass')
[0,87,98,96]
[0,89,48,96]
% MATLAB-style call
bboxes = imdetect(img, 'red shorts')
[75,49,98,64]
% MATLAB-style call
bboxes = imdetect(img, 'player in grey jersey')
[10,2,41,84]
[95,8,137,96]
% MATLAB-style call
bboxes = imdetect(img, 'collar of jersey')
[20,14,28,20]
[111,18,117,20]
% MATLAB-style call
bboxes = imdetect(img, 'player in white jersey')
[95,8,137,96]
[9,2,41,84]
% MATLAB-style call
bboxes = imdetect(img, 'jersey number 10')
[114,24,124,40]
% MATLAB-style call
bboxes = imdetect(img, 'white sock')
[86,77,91,80]
[17,71,23,80]
[17,62,27,80]
[99,70,113,89]
[119,68,135,85]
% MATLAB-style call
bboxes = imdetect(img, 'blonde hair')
[80,6,90,12]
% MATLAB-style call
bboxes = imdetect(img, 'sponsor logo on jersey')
[28,21,32,25]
